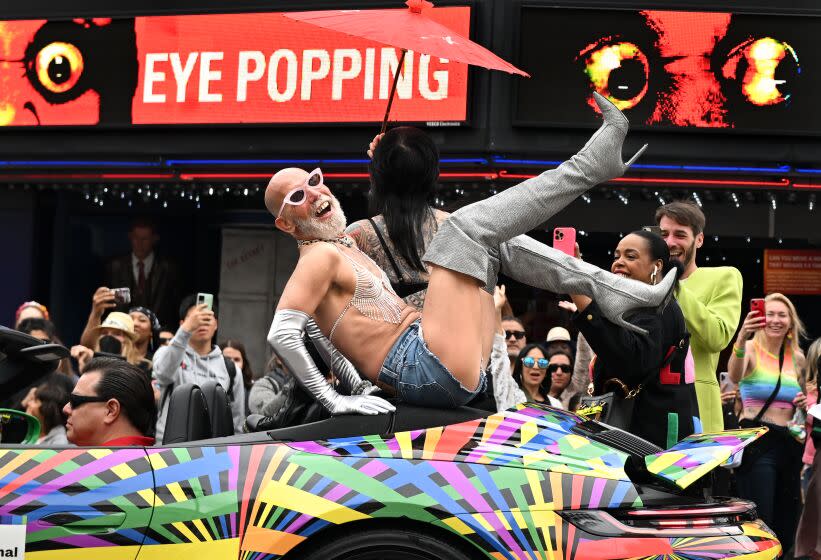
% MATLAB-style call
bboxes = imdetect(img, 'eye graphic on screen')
[34,41,84,94]
[722,37,800,106]
[577,38,649,110]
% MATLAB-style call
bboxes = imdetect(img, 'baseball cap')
[546,327,571,343]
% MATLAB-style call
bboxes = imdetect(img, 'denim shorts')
[378,320,486,408]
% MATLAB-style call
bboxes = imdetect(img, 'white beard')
[293,197,347,239]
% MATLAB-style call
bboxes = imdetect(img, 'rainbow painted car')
[0,407,780,559]
[0,327,780,559]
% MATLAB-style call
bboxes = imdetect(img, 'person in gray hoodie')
[152,295,245,440]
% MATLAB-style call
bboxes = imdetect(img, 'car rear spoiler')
[644,427,768,489]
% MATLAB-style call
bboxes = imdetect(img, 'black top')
[573,300,699,449]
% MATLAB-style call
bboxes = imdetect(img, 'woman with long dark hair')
[511,344,561,407]
[23,377,72,445]
[346,127,447,310]
[564,230,698,449]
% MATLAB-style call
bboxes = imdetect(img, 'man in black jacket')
[104,217,180,326]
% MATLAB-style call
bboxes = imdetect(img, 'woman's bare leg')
[421,265,485,391]
[479,290,496,370]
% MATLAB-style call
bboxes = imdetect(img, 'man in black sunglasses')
[63,357,156,446]
[501,315,527,370]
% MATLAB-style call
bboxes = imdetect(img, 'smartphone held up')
[750,298,766,319]
[197,293,214,311]
[112,287,131,305]
[553,227,576,257]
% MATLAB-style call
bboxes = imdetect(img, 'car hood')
[289,404,633,481]
[288,404,769,491]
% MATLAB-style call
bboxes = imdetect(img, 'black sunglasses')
[68,393,109,409]
[505,330,526,340]
[547,363,572,374]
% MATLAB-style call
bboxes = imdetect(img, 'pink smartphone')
[553,227,577,256]
[750,298,766,319]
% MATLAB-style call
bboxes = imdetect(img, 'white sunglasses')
[277,168,324,217]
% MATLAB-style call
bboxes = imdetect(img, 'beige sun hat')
[92,311,138,341]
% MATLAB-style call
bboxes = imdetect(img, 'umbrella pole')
[380,49,407,135]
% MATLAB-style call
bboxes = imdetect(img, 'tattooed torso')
[346,208,449,311]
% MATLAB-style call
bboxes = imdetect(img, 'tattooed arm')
[346,218,396,282]
[347,211,450,311]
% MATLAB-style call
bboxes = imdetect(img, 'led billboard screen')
[515,7,821,134]
[0,8,470,127]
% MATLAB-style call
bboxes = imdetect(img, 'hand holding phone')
[553,227,577,257]
[738,298,767,342]
[183,301,215,334]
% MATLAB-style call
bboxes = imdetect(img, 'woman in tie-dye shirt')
[728,292,807,554]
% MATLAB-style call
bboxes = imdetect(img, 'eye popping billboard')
[515,7,821,134]
[0,8,470,127]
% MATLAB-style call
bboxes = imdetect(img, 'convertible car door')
[0,445,154,560]
[136,445,241,558]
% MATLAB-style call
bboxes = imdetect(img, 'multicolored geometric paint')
[0,404,780,559]
[645,428,768,488]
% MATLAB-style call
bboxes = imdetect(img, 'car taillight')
[560,500,758,537]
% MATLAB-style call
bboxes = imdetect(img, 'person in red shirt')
[63,357,156,446]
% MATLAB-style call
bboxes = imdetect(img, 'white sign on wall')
[0,524,25,559]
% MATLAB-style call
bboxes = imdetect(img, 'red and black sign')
[0,9,470,127]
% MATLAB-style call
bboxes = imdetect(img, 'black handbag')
[578,377,644,430]
[577,337,686,430]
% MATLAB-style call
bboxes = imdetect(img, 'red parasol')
[284,0,529,132]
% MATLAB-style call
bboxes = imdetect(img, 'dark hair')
[129,306,161,350]
[17,318,57,340]
[130,216,156,233]
[179,293,219,321]
[628,229,684,284]
[219,339,254,387]
[511,344,551,401]
[654,200,706,236]
[546,347,574,366]
[34,376,72,433]
[368,126,440,271]
[82,357,157,437]
[501,315,525,330]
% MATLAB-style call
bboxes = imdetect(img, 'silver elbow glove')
[305,318,379,396]
[268,310,395,415]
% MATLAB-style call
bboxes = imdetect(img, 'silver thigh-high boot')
[498,235,676,334]
[424,92,670,332]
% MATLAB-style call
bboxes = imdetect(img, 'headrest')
[199,380,234,438]
[162,383,212,445]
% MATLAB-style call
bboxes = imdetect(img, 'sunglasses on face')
[505,330,526,340]
[548,363,572,374]
[521,357,549,369]
[68,393,108,409]
[277,168,323,217]
[159,336,173,345]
